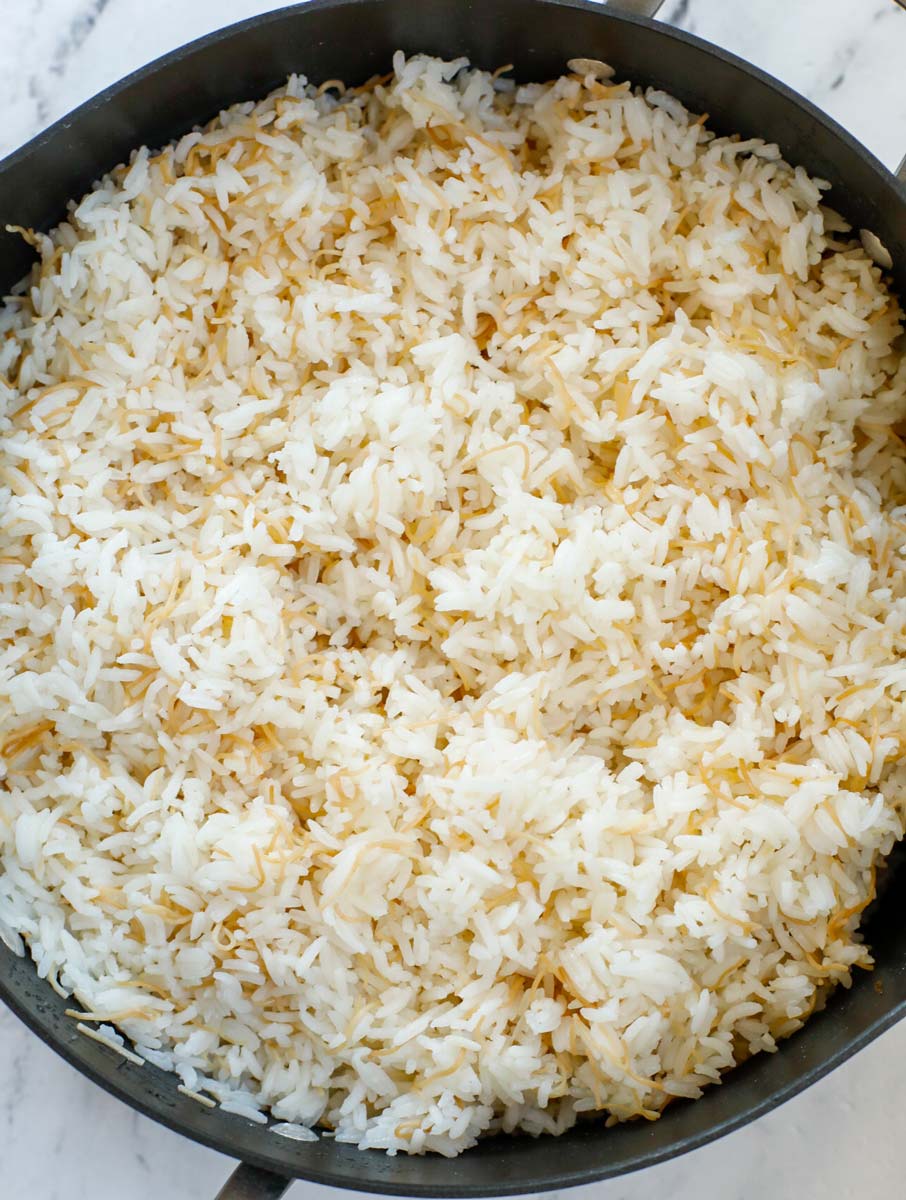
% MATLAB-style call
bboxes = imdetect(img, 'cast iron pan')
[1,1,906,1196]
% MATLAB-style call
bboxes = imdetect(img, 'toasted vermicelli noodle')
[1,54,906,1155]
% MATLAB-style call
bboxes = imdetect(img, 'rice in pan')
[1,54,906,1155]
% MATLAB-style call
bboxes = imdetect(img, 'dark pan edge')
[2,0,906,1193]
[3,940,906,1196]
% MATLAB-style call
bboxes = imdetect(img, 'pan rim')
[1,0,904,200]
[1,0,905,1193]
[4,940,906,1195]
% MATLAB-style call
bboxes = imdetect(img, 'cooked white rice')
[1,53,906,1156]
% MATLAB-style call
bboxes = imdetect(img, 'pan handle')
[606,0,666,15]
[214,1163,291,1200]
[612,0,906,188]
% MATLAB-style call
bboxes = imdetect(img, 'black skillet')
[1,1,906,1196]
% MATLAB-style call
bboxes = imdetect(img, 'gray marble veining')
[2,1,906,1197]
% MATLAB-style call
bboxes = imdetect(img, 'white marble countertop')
[2,1,906,1197]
